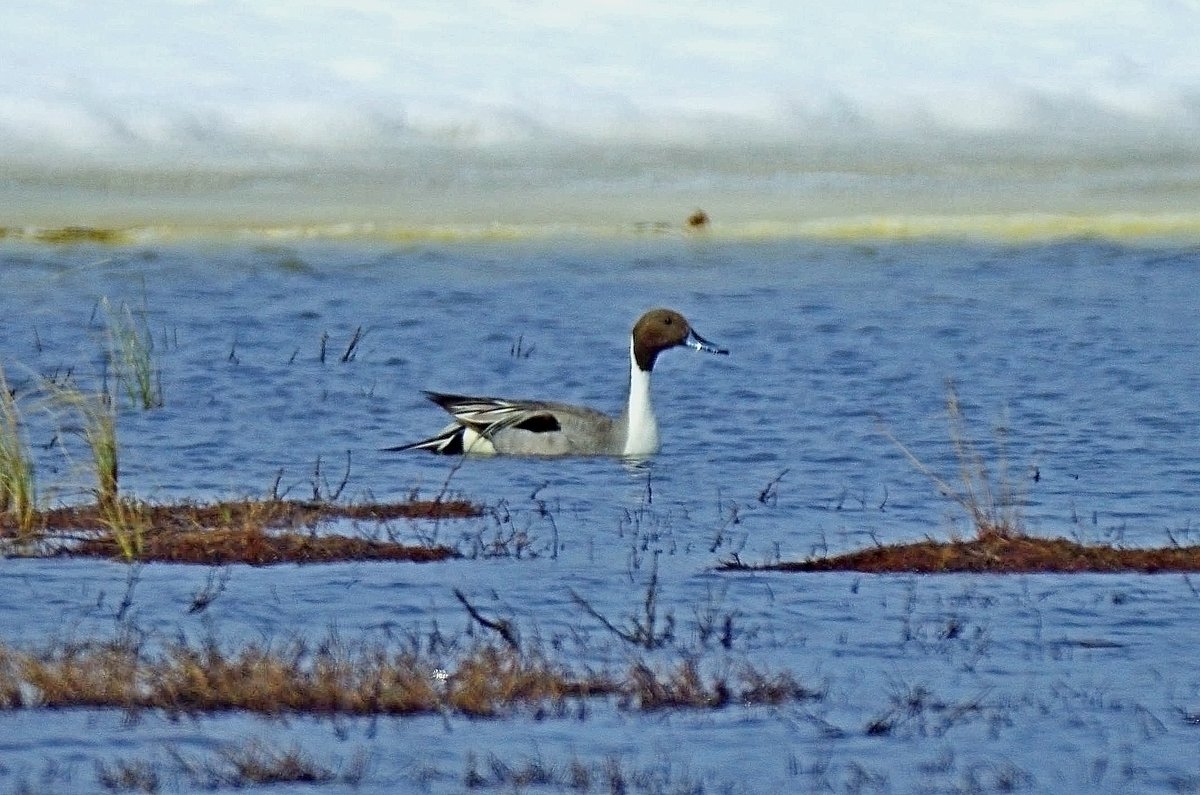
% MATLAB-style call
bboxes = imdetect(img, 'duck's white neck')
[623,339,659,456]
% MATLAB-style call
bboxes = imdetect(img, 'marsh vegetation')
[725,384,1200,574]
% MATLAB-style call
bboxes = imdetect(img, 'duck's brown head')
[631,308,728,372]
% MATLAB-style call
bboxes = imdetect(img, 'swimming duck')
[386,308,728,456]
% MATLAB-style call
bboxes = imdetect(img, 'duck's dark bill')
[685,328,729,355]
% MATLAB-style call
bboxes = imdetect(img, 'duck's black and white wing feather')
[383,391,570,455]
[423,392,563,434]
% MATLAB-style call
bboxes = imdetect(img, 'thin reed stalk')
[883,381,1022,538]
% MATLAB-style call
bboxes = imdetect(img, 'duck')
[385,308,727,456]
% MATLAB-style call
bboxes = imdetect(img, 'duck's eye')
[664,317,673,324]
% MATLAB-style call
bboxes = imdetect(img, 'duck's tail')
[381,424,467,455]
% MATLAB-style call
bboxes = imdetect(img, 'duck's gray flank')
[385,308,727,457]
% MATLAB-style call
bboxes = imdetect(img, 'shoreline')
[6,212,1200,246]
[4,142,1200,244]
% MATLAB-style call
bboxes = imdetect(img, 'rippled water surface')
[2,238,1200,793]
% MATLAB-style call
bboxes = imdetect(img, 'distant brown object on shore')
[686,209,710,229]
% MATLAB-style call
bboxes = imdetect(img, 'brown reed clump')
[627,659,729,710]
[722,533,1200,574]
[0,638,441,717]
[100,741,368,791]
[0,638,816,719]
[95,756,162,792]
[623,659,824,710]
[447,646,618,717]
[146,640,442,716]
[6,640,142,710]
[187,741,340,787]
[738,665,823,704]
[0,640,597,718]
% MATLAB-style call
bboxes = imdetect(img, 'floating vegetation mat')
[721,530,1200,574]
[0,498,479,565]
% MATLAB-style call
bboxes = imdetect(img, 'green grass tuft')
[44,383,121,515]
[103,298,163,410]
[0,367,38,535]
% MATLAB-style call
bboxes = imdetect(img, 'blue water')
[2,238,1200,792]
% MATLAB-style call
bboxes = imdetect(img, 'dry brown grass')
[2,638,445,716]
[625,659,819,710]
[626,659,729,709]
[175,741,346,787]
[721,531,1200,574]
[0,497,477,564]
[0,637,816,719]
[461,752,715,793]
[447,646,618,717]
[145,640,442,716]
[883,382,1024,539]
[98,740,369,791]
[0,638,605,718]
